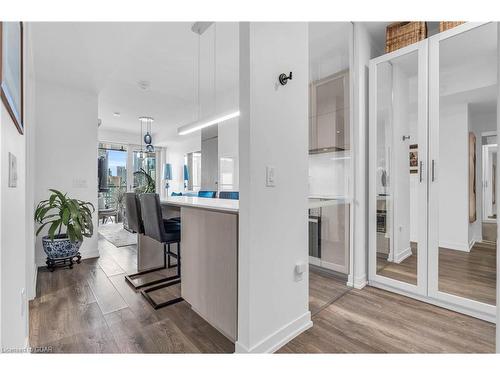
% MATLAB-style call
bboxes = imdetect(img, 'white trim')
[347,273,367,289]
[234,312,312,353]
[29,264,38,301]
[393,247,412,264]
[369,281,496,323]
[438,240,470,252]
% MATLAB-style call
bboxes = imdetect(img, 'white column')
[236,22,311,353]
[349,23,371,289]
[496,21,500,354]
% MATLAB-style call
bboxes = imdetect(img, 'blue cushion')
[198,191,217,198]
[219,191,239,200]
[171,192,182,196]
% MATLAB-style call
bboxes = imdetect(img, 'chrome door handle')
[419,161,423,183]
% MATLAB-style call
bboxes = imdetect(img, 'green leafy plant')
[134,168,156,193]
[34,189,95,243]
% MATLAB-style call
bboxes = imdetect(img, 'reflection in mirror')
[376,50,419,285]
[437,23,497,305]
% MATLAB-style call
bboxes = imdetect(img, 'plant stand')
[46,252,82,272]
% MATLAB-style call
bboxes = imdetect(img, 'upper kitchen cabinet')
[309,70,350,153]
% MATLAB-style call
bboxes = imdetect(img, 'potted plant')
[35,189,95,271]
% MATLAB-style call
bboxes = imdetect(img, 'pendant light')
[178,22,239,136]
[138,116,154,158]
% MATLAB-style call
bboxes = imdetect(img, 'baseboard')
[439,240,470,252]
[468,239,476,251]
[393,247,412,264]
[346,273,367,289]
[29,264,38,301]
[234,311,312,353]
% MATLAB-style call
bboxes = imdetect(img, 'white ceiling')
[31,22,388,146]
[31,22,239,145]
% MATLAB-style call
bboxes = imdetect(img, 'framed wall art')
[0,22,24,134]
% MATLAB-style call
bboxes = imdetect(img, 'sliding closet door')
[369,41,428,295]
[428,22,497,320]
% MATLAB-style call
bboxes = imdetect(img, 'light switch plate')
[8,152,17,187]
[266,166,276,187]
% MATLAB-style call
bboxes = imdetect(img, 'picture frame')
[0,22,24,134]
[409,144,418,174]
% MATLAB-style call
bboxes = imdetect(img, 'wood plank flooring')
[377,239,497,305]
[280,286,495,353]
[30,230,496,353]
[30,235,234,353]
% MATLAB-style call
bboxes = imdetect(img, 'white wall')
[0,97,28,350]
[308,151,350,198]
[98,128,140,145]
[0,23,35,350]
[34,81,98,266]
[165,137,201,194]
[237,22,311,353]
[439,103,470,251]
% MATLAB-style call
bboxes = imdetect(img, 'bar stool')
[139,193,183,309]
[123,192,178,290]
[198,190,217,198]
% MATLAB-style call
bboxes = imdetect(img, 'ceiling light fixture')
[178,22,239,136]
[178,110,240,135]
[113,112,121,117]
[138,116,154,158]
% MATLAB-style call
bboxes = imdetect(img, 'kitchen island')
[137,196,239,342]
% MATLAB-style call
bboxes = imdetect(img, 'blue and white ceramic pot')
[42,235,82,260]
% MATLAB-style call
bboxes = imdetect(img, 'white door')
[428,22,497,321]
[369,40,429,297]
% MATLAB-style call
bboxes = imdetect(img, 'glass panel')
[132,151,156,192]
[437,23,497,305]
[185,151,201,192]
[97,147,127,210]
[308,22,353,315]
[219,157,235,191]
[376,50,419,285]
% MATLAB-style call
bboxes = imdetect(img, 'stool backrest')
[139,193,166,243]
[124,193,144,234]
[219,191,239,200]
[198,190,217,198]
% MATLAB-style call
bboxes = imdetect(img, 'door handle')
[431,160,436,182]
[419,161,423,183]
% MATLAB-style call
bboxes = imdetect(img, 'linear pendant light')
[178,110,240,135]
[178,22,239,136]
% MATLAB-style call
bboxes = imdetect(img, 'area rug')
[98,223,137,247]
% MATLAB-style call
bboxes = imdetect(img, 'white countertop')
[161,196,239,214]
[308,197,351,209]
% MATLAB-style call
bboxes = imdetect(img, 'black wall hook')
[279,72,293,85]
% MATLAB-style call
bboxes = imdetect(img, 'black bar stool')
[139,193,183,309]
[123,192,178,290]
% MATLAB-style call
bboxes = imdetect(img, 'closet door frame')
[428,21,497,321]
[368,40,429,297]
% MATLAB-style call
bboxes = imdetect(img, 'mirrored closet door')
[428,22,498,320]
[370,22,498,322]
[368,40,428,296]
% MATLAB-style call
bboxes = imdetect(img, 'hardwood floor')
[377,239,497,305]
[30,232,496,353]
[30,235,234,353]
[280,286,495,353]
